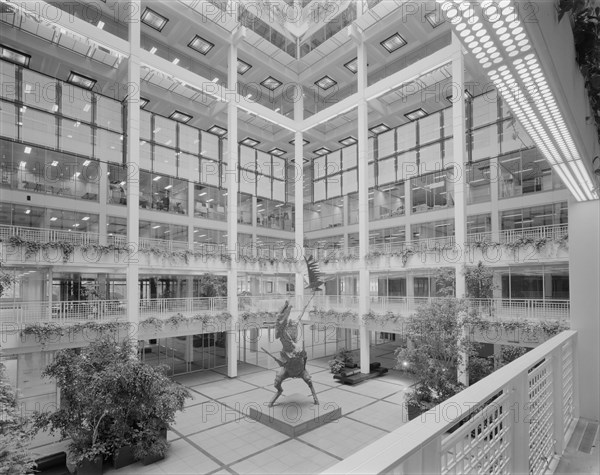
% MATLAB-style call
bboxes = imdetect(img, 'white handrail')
[323,331,577,474]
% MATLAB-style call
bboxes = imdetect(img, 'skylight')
[237,59,252,75]
[208,125,227,137]
[169,111,193,123]
[269,148,286,156]
[240,137,260,147]
[405,108,428,121]
[315,75,337,90]
[67,72,96,90]
[339,136,358,146]
[369,123,390,135]
[261,76,283,91]
[0,44,30,67]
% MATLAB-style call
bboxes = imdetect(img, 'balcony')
[323,330,578,474]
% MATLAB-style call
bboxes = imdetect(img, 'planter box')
[141,452,165,466]
[112,445,137,469]
[74,455,103,475]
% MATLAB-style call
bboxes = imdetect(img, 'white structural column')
[294,86,305,310]
[451,34,468,386]
[354,26,370,374]
[126,0,141,342]
[569,199,599,421]
[226,33,240,378]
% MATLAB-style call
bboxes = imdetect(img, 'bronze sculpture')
[262,257,325,407]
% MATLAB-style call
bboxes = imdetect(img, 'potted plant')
[32,336,190,473]
[0,362,36,475]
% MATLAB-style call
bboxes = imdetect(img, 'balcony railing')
[0,297,227,325]
[0,295,570,325]
[499,224,568,243]
[323,330,577,474]
[0,224,100,246]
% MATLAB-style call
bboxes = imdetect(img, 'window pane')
[60,119,92,156]
[0,61,17,101]
[153,145,177,176]
[314,156,326,179]
[240,145,255,170]
[96,129,122,163]
[22,69,58,113]
[153,116,176,146]
[256,174,271,198]
[201,158,219,186]
[314,179,326,201]
[273,179,285,202]
[0,101,17,139]
[396,122,416,151]
[61,84,92,122]
[472,94,497,127]
[96,96,122,132]
[419,143,442,175]
[342,144,357,169]
[327,174,341,198]
[419,112,441,144]
[178,123,199,154]
[343,169,357,194]
[21,108,56,149]
[378,129,396,158]
[140,111,152,140]
[471,124,498,161]
[201,131,219,160]
[139,140,152,170]
[377,157,396,185]
[258,151,272,177]
[179,152,199,181]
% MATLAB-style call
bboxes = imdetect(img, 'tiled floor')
[102,344,414,475]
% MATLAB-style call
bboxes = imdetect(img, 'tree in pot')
[394,298,477,420]
[32,336,190,473]
[0,362,37,474]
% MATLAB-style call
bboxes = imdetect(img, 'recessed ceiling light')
[0,44,30,67]
[141,8,168,32]
[339,136,357,146]
[260,76,282,91]
[67,72,96,90]
[25,209,30,214]
[344,57,358,74]
[140,97,149,108]
[169,110,193,123]
[315,75,337,90]
[208,125,227,137]
[188,35,214,55]
[24,146,31,154]
[269,148,286,156]
[82,216,90,221]
[50,217,57,221]
[313,147,331,156]
[289,138,310,146]
[405,108,428,121]
[83,160,90,166]
[369,123,390,135]
[380,33,407,53]
[425,10,445,28]
[240,137,260,147]
[237,59,252,75]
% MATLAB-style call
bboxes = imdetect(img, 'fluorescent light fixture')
[188,35,214,55]
[425,10,445,29]
[405,108,428,121]
[82,160,90,166]
[97,20,105,30]
[237,59,252,75]
[369,123,390,135]
[339,136,357,146]
[153,176,161,181]
[240,137,260,147]
[380,33,407,53]
[198,192,207,196]
[51,161,59,166]
[67,71,96,90]
[24,146,31,154]
[289,138,310,146]
[149,47,157,54]
[172,58,180,65]
[50,217,57,221]
[141,8,168,32]
[24,209,30,214]
[344,57,358,74]
[152,225,161,229]
[313,147,331,156]
[19,161,26,167]
[208,125,227,136]
[83,104,91,112]
[164,185,172,190]
[169,110,193,123]
[315,75,337,91]
[269,148,286,156]
[206,198,214,203]
[0,44,30,67]
[261,76,282,91]
[82,216,89,221]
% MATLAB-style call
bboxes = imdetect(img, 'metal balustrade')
[0,297,227,325]
[0,224,100,246]
[0,295,570,325]
[1,224,568,263]
[323,331,578,474]
[499,224,568,244]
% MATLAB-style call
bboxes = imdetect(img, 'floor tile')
[346,399,408,432]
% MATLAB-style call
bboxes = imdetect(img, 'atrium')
[0,0,598,474]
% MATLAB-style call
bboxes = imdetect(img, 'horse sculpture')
[263,300,318,407]
[262,256,325,407]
